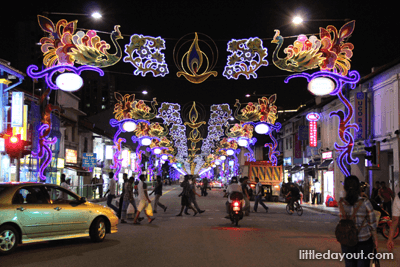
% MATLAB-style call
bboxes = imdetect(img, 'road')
[3,185,400,267]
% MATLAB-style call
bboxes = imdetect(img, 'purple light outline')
[31,124,57,181]
[285,70,361,177]
[264,122,281,166]
[284,70,360,95]
[27,65,104,90]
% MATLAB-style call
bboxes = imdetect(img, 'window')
[46,186,80,204]
[13,187,49,204]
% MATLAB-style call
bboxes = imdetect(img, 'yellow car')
[0,182,118,255]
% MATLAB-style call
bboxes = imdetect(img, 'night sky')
[1,0,399,112]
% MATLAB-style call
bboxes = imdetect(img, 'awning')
[65,165,91,176]
[318,159,333,169]
[290,165,301,172]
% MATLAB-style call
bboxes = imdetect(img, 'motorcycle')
[370,199,399,239]
[377,208,399,239]
[226,191,244,226]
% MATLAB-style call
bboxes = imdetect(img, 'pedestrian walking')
[240,177,251,216]
[371,181,381,204]
[184,177,205,214]
[91,175,98,197]
[176,175,197,216]
[133,174,155,224]
[338,175,378,267]
[98,175,104,198]
[120,176,139,223]
[149,176,167,213]
[387,191,400,252]
[117,174,128,219]
[253,177,268,212]
[201,177,208,196]
[105,172,118,213]
[60,174,69,200]
[378,181,394,216]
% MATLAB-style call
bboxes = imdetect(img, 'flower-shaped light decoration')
[223,37,268,80]
[123,34,169,77]
[282,20,359,176]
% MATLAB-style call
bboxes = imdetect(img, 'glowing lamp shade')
[10,136,19,143]
[153,148,161,155]
[307,77,336,96]
[161,154,168,160]
[255,123,270,134]
[55,73,84,92]
[220,155,226,161]
[226,149,235,156]
[122,121,137,132]
[238,137,248,147]
[141,137,152,146]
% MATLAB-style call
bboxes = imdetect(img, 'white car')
[212,181,224,188]
[0,182,118,255]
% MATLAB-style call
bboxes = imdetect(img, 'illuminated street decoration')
[37,15,123,68]
[27,65,104,91]
[157,102,188,162]
[306,112,320,147]
[223,37,268,79]
[31,124,57,181]
[174,33,218,84]
[184,102,206,173]
[124,34,169,77]
[37,15,77,68]
[271,20,355,75]
[70,25,123,68]
[286,70,360,176]
[264,123,281,166]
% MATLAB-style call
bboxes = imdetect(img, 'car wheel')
[0,225,19,255]
[90,217,106,242]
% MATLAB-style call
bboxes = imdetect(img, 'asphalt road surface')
[3,185,400,267]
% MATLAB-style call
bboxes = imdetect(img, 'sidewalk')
[301,203,339,216]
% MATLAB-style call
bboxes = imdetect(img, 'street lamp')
[292,16,349,25]
[43,11,102,19]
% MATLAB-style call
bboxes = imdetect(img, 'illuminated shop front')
[318,151,334,204]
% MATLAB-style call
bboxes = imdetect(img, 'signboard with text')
[354,92,366,140]
[82,153,97,168]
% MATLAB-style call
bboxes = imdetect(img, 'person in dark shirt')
[286,183,300,213]
[240,177,251,216]
[149,176,167,213]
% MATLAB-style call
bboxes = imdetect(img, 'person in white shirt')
[105,172,119,213]
[60,174,70,200]
[224,177,243,216]
[254,177,269,212]
[387,193,400,252]
[133,174,155,224]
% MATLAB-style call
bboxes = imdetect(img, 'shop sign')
[283,157,292,166]
[11,92,24,127]
[354,92,366,140]
[306,112,320,147]
[121,150,130,167]
[105,145,114,159]
[82,153,97,168]
[322,151,333,160]
[65,149,77,164]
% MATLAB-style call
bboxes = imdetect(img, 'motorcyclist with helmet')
[224,177,243,218]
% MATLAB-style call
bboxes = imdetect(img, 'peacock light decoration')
[70,25,123,68]
[271,20,355,76]
[37,15,123,69]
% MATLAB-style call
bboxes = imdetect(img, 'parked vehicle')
[244,161,283,202]
[371,199,400,239]
[0,182,118,255]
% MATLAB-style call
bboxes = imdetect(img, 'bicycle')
[286,199,303,216]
